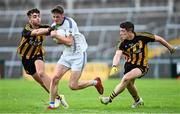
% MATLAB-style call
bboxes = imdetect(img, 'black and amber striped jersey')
[117,32,155,67]
[17,23,49,59]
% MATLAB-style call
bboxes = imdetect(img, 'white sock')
[92,80,98,86]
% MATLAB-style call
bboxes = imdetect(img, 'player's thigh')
[124,68,142,80]
[34,59,45,72]
[69,71,82,85]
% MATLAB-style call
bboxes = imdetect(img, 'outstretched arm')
[154,35,175,54]
[31,28,50,36]
[112,50,123,66]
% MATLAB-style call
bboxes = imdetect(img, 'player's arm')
[30,25,56,36]
[50,31,73,46]
[30,28,51,36]
[109,50,123,75]
[154,35,175,54]
[112,50,123,66]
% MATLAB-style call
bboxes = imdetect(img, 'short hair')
[51,5,64,14]
[120,21,134,32]
[27,8,40,17]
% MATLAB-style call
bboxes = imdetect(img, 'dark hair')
[51,5,64,14]
[27,8,40,17]
[120,21,134,32]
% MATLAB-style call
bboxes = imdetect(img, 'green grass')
[0,79,180,114]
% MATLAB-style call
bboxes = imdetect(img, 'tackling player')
[100,21,176,108]
[17,8,62,107]
[47,5,104,109]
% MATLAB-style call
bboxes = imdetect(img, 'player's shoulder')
[116,40,124,48]
[24,23,31,29]
[135,32,154,37]
[64,16,77,24]
[65,16,74,21]
[23,23,33,31]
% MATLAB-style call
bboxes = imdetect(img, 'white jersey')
[51,16,88,54]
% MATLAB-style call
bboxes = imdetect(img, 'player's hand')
[50,30,58,38]
[48,26,56,33]
[109,66,118,76]
[170,47,176,55]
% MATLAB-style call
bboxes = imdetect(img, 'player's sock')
[109,91,117,102]
[92,80,97,86]
[49,101,55,108]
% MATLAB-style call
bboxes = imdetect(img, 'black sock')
[109,91,117,102]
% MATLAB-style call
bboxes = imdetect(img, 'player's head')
[27,8,41,26]
[51,5,64,24]
[119,21,134,40]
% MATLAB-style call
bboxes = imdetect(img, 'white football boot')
[99,96,111,105]
[131,98,144,108]
[55,95,69,109]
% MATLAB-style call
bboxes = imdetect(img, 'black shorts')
[22,55,44,75]
[124,62,149,77]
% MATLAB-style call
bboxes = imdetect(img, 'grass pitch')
[0,78,180,114]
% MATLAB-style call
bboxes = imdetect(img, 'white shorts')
[57,52,87,71]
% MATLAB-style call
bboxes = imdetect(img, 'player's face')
[29,13,41,26]
[120,28,129,40]
[52,13,64,24]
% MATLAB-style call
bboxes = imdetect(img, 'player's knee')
[122,76,131,82]
[69,82,78,90]
[52,76,59,85]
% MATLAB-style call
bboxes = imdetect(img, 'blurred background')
[0,0,180,79]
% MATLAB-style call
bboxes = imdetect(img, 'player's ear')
[28,16,32,22]
[28,19,31,24]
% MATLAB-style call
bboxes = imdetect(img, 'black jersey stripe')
[29,46,36,59]
[130,48,133,64]
[137,52,142,65]
[19,37,29,54]
[23,45,32,59]
[39,36,44,56]
[134,42,140,64]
